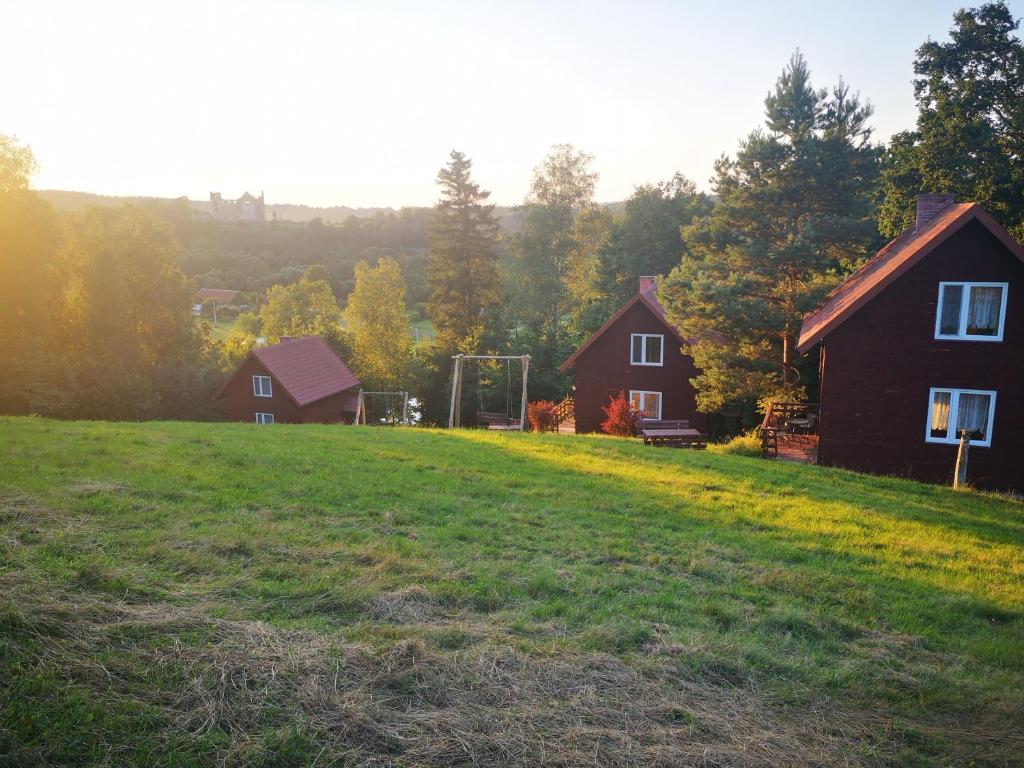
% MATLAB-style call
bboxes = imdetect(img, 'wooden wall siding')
[220,355,356,424]
[817,219,1023,492]
[572,301,706,433]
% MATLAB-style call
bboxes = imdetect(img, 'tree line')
[1,1,1021,424]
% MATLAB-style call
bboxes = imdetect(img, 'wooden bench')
[639,419,707,449]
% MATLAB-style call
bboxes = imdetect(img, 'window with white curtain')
[926,388,996,447]
[935,282,1007,340]
[629,390,662,419]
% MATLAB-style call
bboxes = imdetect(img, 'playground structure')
[448,354,530,431]
[354,390,411,425]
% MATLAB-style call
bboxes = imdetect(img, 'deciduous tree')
[878,2,1024,240]
[344,257,411,390]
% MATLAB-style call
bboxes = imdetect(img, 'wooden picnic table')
[641,427,707,449]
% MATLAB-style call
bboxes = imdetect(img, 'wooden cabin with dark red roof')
[214,336,361,424]
[798,195,1024,492]
[560,276,705,434]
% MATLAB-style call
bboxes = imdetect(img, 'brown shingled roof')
[797,203,1024,354]
[214,336,360,406]
[559,280,685,373]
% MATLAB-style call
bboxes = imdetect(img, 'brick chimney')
[639,275,656,294]
[916,194,956,231]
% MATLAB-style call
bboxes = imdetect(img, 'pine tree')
[427,150,501,348]
[659,52,880,412]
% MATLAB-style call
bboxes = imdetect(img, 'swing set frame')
[354,390,411,425]
[447,354,530,430]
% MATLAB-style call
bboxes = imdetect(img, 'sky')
[4,0,1019,208]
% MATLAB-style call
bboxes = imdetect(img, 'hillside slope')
[1,418,1021,766]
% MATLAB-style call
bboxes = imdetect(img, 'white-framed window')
[629,390,662,419]
[252,375,273,397]
[630,333,664,366]
[934,282,1008,341]
[255,412,275,425]
[925,388,996,447]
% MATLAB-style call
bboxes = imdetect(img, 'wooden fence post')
[953,431,970,490]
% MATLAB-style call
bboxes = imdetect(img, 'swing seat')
[477,411,518,429]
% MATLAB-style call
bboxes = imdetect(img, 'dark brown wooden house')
[560,276,705,433]
[214,336,361,424]
[798,195,1024,492]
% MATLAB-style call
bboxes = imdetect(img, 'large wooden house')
[560,276,705,433]
[214,336,361,424]
[798,195,1024,492]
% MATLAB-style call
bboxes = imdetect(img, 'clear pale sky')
[5,0,1017,208]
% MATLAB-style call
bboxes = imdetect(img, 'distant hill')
[36,190,622,231]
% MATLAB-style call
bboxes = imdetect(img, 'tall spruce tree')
[659,52,880,411]
[878,2,1024,240]
[427,150,501,348]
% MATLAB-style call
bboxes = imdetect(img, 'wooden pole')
[401,392,409,426]
[212,301,218,326]
[953,431,970,490]
[448,356,462,428]
[519,355,530,431]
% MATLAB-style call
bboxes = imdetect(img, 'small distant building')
[559,276,706,433]
[798,195,1024,492]
[214,336,361,424]
[207,191,266,222]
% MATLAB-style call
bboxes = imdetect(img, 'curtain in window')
[956,393,991,440]
[645,335,662,363]
[646,392,661,418]
[930,390,951,436]
[967,286,1002,335]
[939,285,963,335]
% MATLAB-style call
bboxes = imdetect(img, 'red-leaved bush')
[600,391,638,436]
[527,400,558,432]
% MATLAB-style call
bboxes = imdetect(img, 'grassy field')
[0,417,1021,767]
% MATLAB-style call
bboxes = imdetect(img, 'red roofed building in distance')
[559,276,706,433]
[214,336,361,424]
[798,195,1024,492]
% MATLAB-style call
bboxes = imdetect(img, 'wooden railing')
[759,402,819,457]
[554,396,575,430]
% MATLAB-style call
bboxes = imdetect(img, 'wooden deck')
[772,435,819,464]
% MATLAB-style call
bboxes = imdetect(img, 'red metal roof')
[559,279,686,373]
[214,336,360,407]
[195,288,240,302]
[797,203,1024,354]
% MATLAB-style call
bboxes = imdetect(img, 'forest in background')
[1,2,1022,427]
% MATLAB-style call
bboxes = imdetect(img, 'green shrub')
[709,430,762,457]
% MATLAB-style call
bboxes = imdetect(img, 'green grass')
[0,417,1021,766]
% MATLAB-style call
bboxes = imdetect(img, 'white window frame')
[924,387,996,448]
[629,390,663,420]
[255,412,275,425]
[252,375,273,398]
[630,333,664,366]
[934,282,1008,342]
